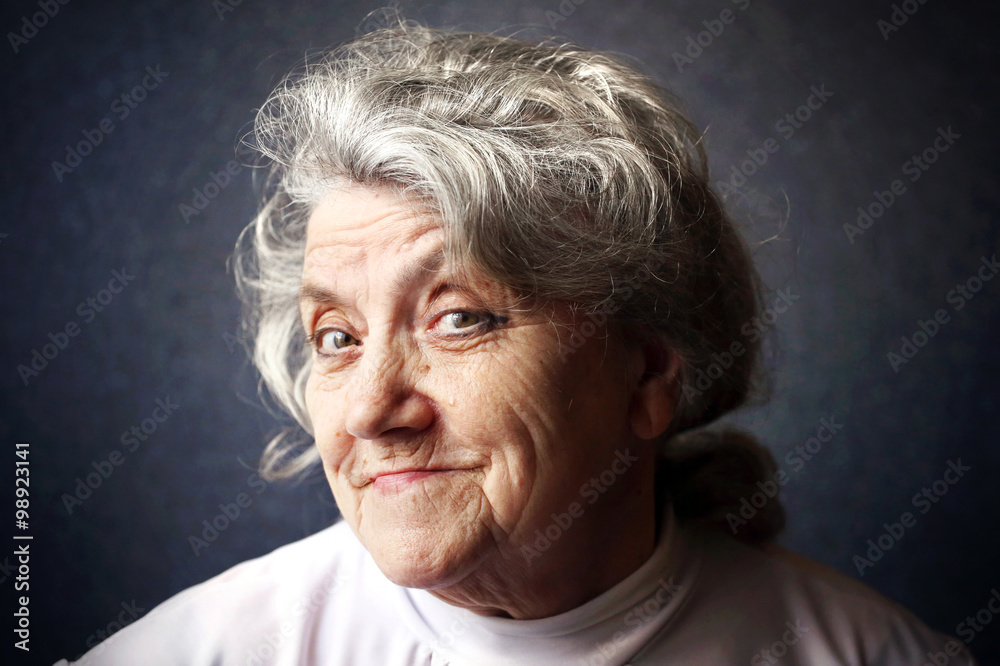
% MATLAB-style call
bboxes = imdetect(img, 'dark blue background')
[1,0,997,663]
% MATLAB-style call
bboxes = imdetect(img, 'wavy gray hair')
[234,20,783,542]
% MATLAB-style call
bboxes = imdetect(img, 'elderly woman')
[62,21,975,666]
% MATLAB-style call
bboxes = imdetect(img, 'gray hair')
[234,20,783,542]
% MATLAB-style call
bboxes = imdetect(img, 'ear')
[627,339,682,441]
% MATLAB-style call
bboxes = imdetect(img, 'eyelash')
[307,309,507,357]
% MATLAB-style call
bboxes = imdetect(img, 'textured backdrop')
[1,0,998,662]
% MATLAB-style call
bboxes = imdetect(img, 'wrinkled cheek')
[305,376,353,484]
[468,401,549,533]
[317,434,361,524]
[326,472,360,524]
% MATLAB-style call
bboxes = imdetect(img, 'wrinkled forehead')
[301,184,500,306]
[304,184,442,255]
[301,182,541,315]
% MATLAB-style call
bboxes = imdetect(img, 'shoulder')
[63,520,380,665]
[652,528,978,665]
[754,542,971,663]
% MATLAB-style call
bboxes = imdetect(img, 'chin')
[364,521,490,590]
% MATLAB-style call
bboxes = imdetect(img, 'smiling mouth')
[370,469,464,491]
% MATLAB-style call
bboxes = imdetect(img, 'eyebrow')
[298,247,446,309]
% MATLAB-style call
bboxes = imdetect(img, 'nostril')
[345,391,435,442]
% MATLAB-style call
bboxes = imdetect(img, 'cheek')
[453,364,544,512]
[443,341,591,519]
[305,371,353,474]
[492,331,632,481]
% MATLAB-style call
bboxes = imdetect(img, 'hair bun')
[659,428,786,545]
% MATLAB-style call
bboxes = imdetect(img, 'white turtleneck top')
[57,508,977,665]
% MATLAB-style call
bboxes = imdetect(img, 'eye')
[313,329,360,355]
[438,311,484,331]
[433,310,507,337]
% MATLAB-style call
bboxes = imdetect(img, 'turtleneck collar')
[390,504,700,666]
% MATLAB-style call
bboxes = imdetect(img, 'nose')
[344,333,434,442]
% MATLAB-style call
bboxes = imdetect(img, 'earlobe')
[628,341,681,440]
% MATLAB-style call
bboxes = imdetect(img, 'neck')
[428,463,659,620]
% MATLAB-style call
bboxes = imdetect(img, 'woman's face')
[301,185,649,589]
